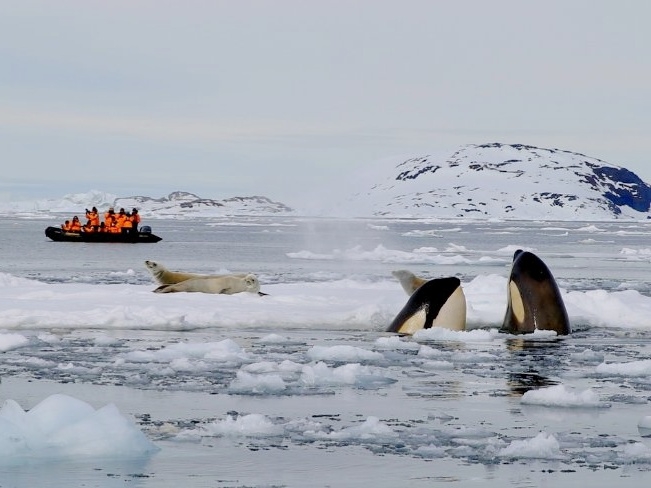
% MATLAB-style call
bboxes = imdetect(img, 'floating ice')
[595,359,651,377]
[228,370,288,394]
[413,327,500,342]
[185,414,284,439]
[306,345,385,363]
[299,362,395,388]
[638,416,651,437]
[0,394,158,461]
[2,270,651,331]
[621,442,651,462]
[0,333,29,352]
[374,335,420,351]
[306,416,399,443]
[521,384,606,408]
[227,359,395,394]
[499,432,565,459]
[121,339,250,365]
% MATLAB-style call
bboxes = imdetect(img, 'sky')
[1,0,650,207]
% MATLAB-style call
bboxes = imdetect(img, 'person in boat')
[104,207,116,228]
[61,220,71,231]
[108,219,121,233]
[85,207,100,229]
[69,216,82,233]
[121,212,134,234]
[82,221,96,232]
[115,208,127,228]
[98,222,107,232]
[130,208,140,231]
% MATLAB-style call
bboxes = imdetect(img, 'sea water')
[1,216,651,487]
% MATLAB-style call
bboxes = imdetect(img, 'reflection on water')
[507,371,558,396]
[505,338,568,396]
[403,379,463,400]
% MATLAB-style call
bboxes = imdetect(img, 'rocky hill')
[343,143,651,220]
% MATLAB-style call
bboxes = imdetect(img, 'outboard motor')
[140,225,152,234]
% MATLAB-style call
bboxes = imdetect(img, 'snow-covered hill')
[342,143,651,220]
[0,191,293,219]
[113,191,293,217]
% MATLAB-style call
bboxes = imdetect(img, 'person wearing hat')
[115,208,127,229]
[69,215,82,233]
[104,207,116,228]
[130,208,141,231]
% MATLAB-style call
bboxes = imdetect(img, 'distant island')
[0,191,294,219]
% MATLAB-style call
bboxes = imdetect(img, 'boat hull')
[45,226,162,243]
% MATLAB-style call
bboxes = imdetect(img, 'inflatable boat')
[45,225,162,243]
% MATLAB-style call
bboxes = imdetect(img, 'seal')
[153,273,261,295]
[387,277,466,334]
[391,270,428,295]
[144,260,247,284]
[500,250,571,335]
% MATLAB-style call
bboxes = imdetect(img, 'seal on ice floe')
[391,269,428,295]
[153,274,261,295]
[387,277,467,334]
[500,250,571,335]
[144,260,247,285]
[145,260,267,296]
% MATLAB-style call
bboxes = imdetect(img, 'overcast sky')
[1,0,650,206]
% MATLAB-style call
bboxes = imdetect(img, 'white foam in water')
[0,394,158,461]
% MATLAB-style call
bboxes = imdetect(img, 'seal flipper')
[153,284,172,293]
[500,250,570,335]
[387,277,466,334]
[391,270,428,295]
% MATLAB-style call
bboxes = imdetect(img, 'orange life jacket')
[86,210,100,227]
[104,209,115,223]
[121,218,133,229]
[69,219,82,232]
[115,213,127,228]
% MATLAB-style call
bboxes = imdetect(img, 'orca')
[500,250,571,335]
[387,277,466,334]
